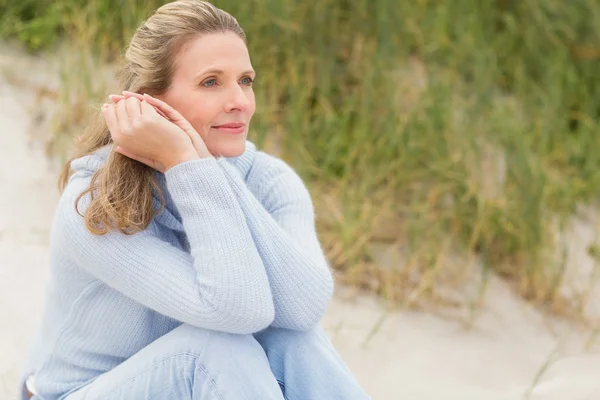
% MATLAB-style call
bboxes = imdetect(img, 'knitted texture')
[19,140,334,400]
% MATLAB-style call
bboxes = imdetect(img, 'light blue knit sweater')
[19,140,335,400]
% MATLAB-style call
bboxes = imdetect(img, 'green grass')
[2,0,600,318]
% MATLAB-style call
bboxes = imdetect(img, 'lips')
[213,123,244,129]
[212,122,246,134]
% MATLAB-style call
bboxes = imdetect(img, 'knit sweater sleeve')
[216,156,334,331]
[58,158,274,334]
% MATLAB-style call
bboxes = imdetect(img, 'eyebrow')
[194,68,256,79]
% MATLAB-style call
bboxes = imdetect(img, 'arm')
[59,158,274,334]
[215,156,334,331]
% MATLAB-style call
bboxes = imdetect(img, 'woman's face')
[158,32,256,158]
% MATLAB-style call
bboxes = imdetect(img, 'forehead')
[174,32,252,76]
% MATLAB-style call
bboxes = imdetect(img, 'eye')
[201,78,217,88]
[240,76,254,86]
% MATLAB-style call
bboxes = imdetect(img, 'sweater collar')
[223,140,256,180]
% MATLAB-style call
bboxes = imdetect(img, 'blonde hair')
[58,0,246,235]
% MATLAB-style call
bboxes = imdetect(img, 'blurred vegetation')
[2,0,599,317]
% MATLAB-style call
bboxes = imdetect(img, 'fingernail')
[102,103,109,109]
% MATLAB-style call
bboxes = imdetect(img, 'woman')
[19,1,371,399]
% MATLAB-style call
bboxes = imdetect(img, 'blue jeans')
[47,323,370,400]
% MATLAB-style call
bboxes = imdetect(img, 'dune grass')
[2,0,599,319]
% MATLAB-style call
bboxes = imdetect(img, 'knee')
[160,324,264,359]
[157,323,213,357]
[254,325,328,354]
[156,324,285,398]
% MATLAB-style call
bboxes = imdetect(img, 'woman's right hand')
[101,97,200,172]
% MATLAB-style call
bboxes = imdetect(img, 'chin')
[209,139,246,158]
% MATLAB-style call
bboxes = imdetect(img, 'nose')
[225,84,251,113]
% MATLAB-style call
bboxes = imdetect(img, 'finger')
[112,92,144,102]
[142,94,185,122]
[116,99,130,132]
[143,93,205,141]
[101,104,120,141]
[155,107,170,120]
[135,99,168,120]
[125,97,142,119]
[140,99,159,116]
[143,94,209,156]
[121,92,170,120]
[109,94,124,103]
[122,91,144,101]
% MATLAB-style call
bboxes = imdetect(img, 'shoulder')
[224,140,303,186]
[53,175,159,261]
[52,173,102,243]
[248,150,314,209]
[250,149,304,186]
[57,173,93,220]
[253,150,299,177]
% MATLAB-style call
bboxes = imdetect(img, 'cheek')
[247,92,257,117]
[178,99,219,132]
[186,108,214,127]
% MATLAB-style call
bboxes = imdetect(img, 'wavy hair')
[58,0,246,235]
